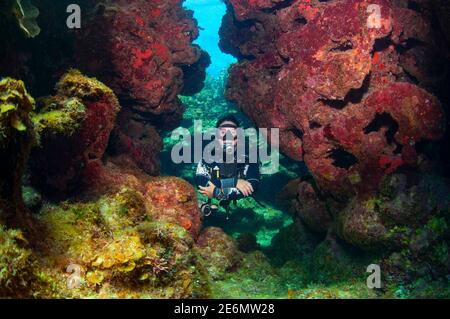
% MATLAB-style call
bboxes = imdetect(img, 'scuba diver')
[195,115,261,219]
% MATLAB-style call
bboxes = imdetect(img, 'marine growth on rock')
[0,0,449,300]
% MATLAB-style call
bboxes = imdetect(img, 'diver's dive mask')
[218,125,237,159]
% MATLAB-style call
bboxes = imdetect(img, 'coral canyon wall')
[75,0,211,174]
[0,0,215,298]
[221,0,450,253]
[77,0,208,122]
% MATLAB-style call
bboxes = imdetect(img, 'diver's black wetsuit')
[195,154,260,201]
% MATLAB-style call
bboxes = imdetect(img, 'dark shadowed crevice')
[407,0,421,12]
[320,73,371,109]
[402,68,420,85]
[415,139,440,158]
[395,38,425,54]
[328,148,358,169]
[262,0,295,13]
[309,121,322,129]
[320,99,347,109]
[363,112,399,145]
[393,144,403,155]
[372,36,392,54]
[294,16,307,26]
[290,127,304,140]
[343,73,371,104]
[330,40,353,52]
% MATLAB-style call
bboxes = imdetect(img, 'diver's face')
[217,121,238,149]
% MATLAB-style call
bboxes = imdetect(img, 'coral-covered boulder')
[336,173,450,250]
[144,177,202,239]
[80,162,202,240]
[70,161,203,239]
[72,0,211,178]
[24,187,211,298]
[196,227,242,280]
[81,158,152,198]
[223,0,446,196]
[76,0,210,129]
[29,70,120,195]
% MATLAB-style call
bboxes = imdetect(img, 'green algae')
[33,98,87,137]
[210,250,378,299]
[0,225,56,298]
[0,77,35,144]
[11,0,41,38]
[29,186,211,298]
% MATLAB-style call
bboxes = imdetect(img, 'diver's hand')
[236,179,254,197]
[199,182,216,199]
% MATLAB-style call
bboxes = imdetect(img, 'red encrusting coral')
[77,158,202,240]
[108,109,163,177]
[222,0,446,199]
[144,177,202,239]
[76,0,210,130]
[73,0,211,177]
[221,0,448,249]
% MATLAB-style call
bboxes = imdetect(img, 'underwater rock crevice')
[363,112,399,146]
[327,149,359,170]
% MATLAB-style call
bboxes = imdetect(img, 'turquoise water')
[184,0,236,77]
[161,1,307,247]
